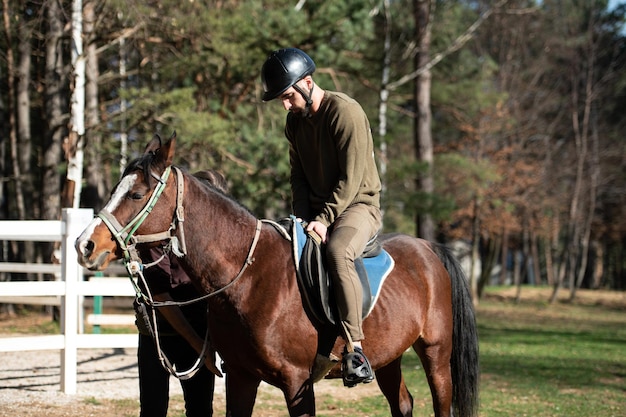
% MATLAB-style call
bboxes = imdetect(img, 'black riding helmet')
[261,48,316,102]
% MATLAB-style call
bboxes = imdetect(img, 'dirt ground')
[0,311,380,417]
[0,343,380,416]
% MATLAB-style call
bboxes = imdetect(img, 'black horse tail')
[432,243,480,417]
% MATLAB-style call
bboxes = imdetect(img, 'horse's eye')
[130,192,144,200]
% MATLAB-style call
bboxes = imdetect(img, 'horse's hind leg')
[375,357,414,417]
[415,342,453,417]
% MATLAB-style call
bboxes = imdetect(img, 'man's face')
[278,79,309,115]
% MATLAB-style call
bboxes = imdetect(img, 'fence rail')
[0,208,137,394]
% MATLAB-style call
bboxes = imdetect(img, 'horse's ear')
[143,132,176,166]
[144,134,162,155]
[160,131,176,166]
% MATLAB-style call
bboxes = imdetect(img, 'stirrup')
[341,346,374,387]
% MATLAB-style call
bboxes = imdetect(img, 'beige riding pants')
[325,203,382,342]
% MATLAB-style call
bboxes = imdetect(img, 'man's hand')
[204,350,223,377]
[306,221,328,243]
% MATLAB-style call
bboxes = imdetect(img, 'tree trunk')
[572,71,600,299]
[42,0,65,222]
[1,0,15,316]
[413,0,435,241]
[17,2,37,284]
[17,2,34,219]
[499,228,509,285]
[469,196,480,304]
[478,236,500,298]
[119,38,129,173]
[83,0,105,211]
[62,0,86,209]
[3,0,25,220]
[0,56,5,220]
[591,241,603,289]
[568,16,597,301]
[549,248,567,304]
[377,0,392,222]
[544,238,554,287]
[522,214,532,285]
[530,230,541,285]
[513,249,522,303]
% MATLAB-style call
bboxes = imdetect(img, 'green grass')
[82,396,102,406]
[474,291,625,417]
[311,287,626,417]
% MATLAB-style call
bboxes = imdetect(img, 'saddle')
[284,215,395,328]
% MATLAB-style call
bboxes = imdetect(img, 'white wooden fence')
[0,208,137,394]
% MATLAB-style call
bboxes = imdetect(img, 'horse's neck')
[181,181,260,290]
[180,178,305,342]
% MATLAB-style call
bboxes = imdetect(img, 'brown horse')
[75,133,479,417]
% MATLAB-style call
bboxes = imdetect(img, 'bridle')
[94,163,263,379]
[97,165,187,270]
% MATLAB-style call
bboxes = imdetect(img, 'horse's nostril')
[81,240,95,257]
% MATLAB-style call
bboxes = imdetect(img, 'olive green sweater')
[285,91,381,227]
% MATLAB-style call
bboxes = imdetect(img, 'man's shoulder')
[325,91,365,118]
[326,91,358,107]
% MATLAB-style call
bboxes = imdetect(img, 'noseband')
[97,165,187,271]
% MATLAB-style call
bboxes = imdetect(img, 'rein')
[138,218,263,307]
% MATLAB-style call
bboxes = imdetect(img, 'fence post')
[60,208,93,395]
[92,272,104,334]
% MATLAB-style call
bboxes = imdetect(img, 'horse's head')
[75,132,178,271]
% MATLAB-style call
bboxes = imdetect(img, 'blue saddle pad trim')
[362,249,394,313]
[291,215,394,315]
[294,215,307,254]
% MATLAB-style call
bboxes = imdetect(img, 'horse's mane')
[195,177,255,217]
[193,169,228,193]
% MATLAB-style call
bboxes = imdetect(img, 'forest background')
[0,0,625,307]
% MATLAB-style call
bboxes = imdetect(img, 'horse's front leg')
[225,368,261,417]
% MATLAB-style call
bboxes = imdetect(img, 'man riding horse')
[261,48,383,387]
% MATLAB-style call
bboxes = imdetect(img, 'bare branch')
[388,0,511,90]
[95,22,145,55]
